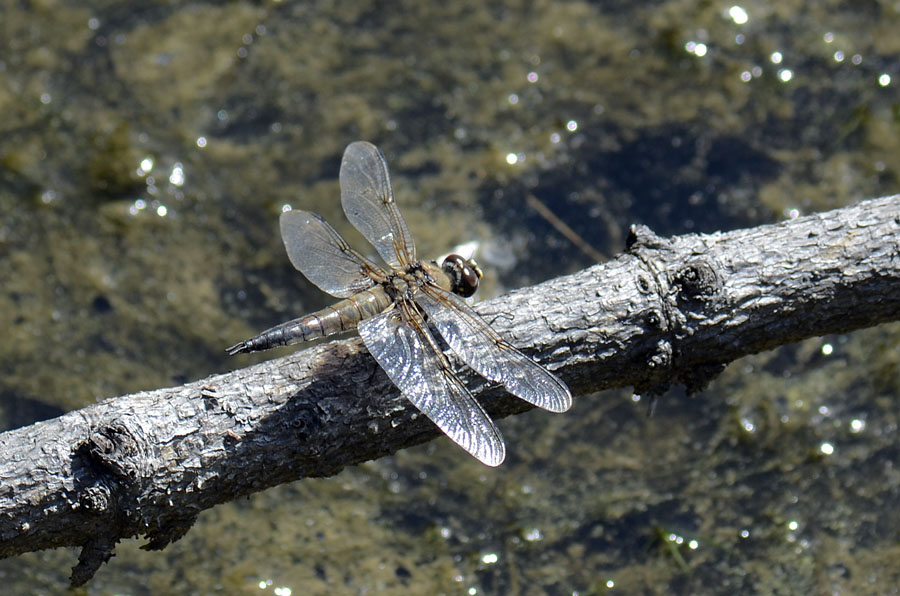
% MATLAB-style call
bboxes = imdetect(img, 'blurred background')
[1,0,899,594]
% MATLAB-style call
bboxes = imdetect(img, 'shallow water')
[1,0,899,594]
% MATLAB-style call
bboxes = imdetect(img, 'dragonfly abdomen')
[314,287,391,337]
[227,287,391,355]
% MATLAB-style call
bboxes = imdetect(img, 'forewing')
[417,289,572,413]
[357,309,506,466]
[339,141,416,268]
[279,209,380,298]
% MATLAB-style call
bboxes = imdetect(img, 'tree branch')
[2,194,899,584]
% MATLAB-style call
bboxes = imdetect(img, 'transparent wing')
[339,141,416,268]
[417,288,572,413]
[358,307,506,466]
[279,209,381,298]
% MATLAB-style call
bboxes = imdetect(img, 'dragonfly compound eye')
[442,254,482,297]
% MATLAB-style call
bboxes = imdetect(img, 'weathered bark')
[1,194,899,584]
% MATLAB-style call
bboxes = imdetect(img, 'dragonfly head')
[442,254,483,298]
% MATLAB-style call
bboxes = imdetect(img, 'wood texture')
[1,194,898,584]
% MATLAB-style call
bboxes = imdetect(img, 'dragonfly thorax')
[382,272,413,302]
[384,261,434,302]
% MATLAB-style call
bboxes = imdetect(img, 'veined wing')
[279,209,381,299]
[417,288,572,413]
[339,141,416,268]
[357,307,506,466]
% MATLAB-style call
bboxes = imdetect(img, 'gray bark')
[1,194,899,585]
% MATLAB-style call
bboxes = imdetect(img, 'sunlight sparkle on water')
[684,41,708,57]
[878,74,891,86]
[481,553,498,564]
[728,6,749,24]
[778,69,793,82]
[128,199,146,216]
[138,157,154,176]
[566,120,578,131]
[196,136,207,148]
[169,163,184,186]
[156,205,168,217]
[820,442,834,455]
[821,343,833,355]
[524,528,543,542]
[850,419,865,433]
[770,52,783,64]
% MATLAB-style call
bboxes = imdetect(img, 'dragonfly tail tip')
[226,342,249,355]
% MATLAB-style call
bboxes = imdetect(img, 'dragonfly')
[227,141,571,466]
